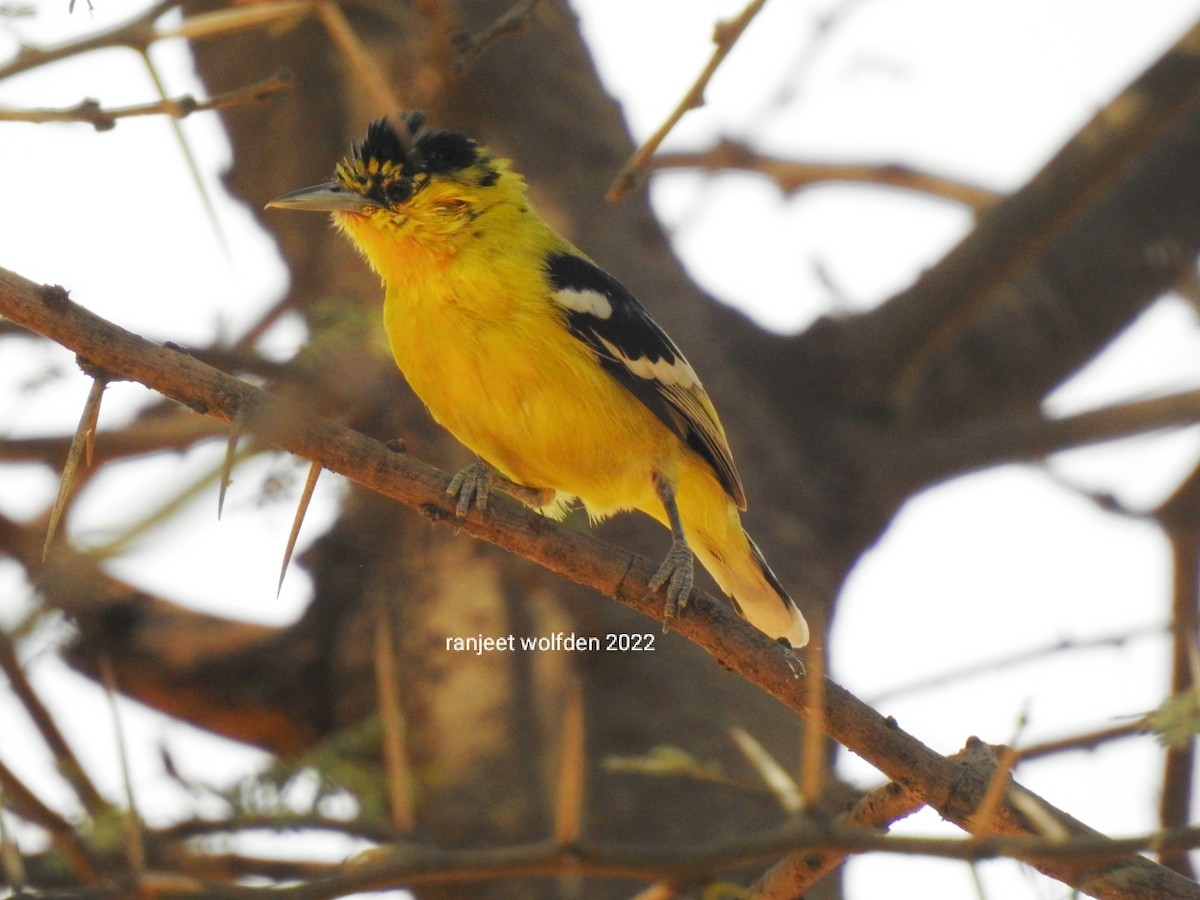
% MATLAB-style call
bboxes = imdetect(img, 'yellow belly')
[383,282,674,519]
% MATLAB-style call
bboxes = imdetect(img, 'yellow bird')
[268,113,809,648]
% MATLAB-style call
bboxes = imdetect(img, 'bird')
[267,112,809,648]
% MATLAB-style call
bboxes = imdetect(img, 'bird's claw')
[447,462,492,518]
[647,539,695,631]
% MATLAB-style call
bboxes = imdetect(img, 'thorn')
[218,417,243,520]
[800,641,826,808]
[373,603,414,834]
[138,53,231,260]
[553,673,585,847]
[44,377,106,561]
[278,460,321,597]
[98,656,145,873]
[83,425,96,469]
[731,726,803,814]
[314,0,400,116]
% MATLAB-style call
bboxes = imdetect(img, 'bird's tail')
[677,468,810,648]
[694,528,810,648]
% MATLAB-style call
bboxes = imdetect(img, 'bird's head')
[268,112,519,261]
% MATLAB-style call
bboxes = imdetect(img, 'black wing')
[545,252,746,508]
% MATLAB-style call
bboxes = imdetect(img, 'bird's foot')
[447,462,554,518]
[447,462,493,518]
[647,539,695,631]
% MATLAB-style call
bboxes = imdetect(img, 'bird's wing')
[545,252,747,509]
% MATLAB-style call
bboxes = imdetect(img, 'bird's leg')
[499,478,557,510]
[447,461,555,518]
[647,474,695,629]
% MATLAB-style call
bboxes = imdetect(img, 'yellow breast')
[336,203,679,519]
[381,269,673,519]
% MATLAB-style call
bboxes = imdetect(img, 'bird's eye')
[385,179,413,206]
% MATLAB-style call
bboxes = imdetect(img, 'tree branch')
[606,0,771,200]
[3,266,1197,897]
[0,0,174,81]
[886,389,1200,487]
[861,17,1200,414]
[0,70,291,131]
[450,0,545,75]
[25,810,1200,900]
[648,140,999,210]
[1154,466,1200,877]
[747,778,925,898]
[64,816,1200,900]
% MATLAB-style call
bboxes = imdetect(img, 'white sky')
[3,1,1200,898]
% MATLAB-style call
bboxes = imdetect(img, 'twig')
[0,631,108,815]
[888,389,1200,487]
[1154,469,1200,876]
[451,0,544,75]
[746,779,924,898]
[83,438,259,559]
[1016,721,1146,762]
[162,0,314,41]
[99,656,146,874]
[146,49,235,257]
[0,759,99,881]
[647,141,1000,210]
[0,0,174,81]
[607,0,772,201]
[0,70,292,130]
[868,624,1165,705]
[314,0,399,114]
[0,415,226,469]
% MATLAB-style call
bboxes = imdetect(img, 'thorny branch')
[9,766,1200,900]
[2,267,1198,898]
[0,70,292,130]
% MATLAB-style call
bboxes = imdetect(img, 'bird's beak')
[266,182,378,213]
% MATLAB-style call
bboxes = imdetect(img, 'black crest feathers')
[355,112,481,177]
